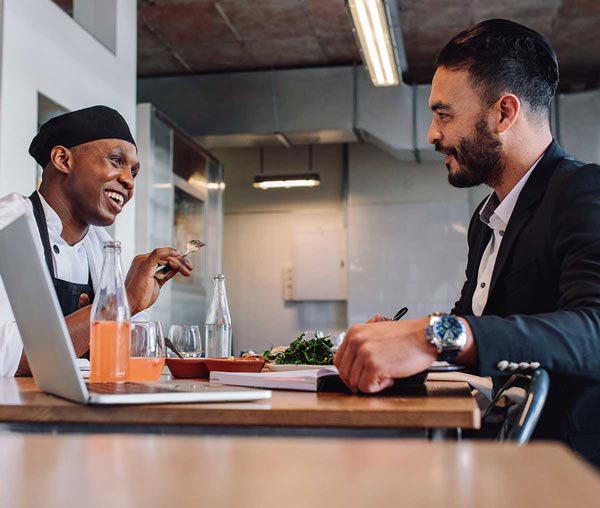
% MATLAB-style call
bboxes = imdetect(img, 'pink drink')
[90,321,130,382]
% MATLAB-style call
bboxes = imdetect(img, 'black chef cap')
[28,105,136,168]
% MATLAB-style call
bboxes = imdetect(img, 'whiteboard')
[293,230,347,300]
[347,201,469,324]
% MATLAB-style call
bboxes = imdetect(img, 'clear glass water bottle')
[90,241,131,382]
[205,274,232,358]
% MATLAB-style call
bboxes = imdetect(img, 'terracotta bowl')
[204,357,266,373]
[165,358,209,379]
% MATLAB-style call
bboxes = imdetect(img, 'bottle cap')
[103,240,121,251]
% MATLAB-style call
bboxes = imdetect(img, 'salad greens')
[264,333,335,365]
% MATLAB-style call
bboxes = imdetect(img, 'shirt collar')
[36,191,63,236]
[479,192,499,226]
[36,191,88,247]
[479,154,544,229]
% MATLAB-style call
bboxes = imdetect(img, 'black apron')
[29,192,95,316]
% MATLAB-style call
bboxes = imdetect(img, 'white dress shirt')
[472,156,543,316]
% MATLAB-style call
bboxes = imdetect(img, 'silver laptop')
[0,213,271,405]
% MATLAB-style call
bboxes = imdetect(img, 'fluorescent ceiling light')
[253,173,321,190]
[347,0,399,87]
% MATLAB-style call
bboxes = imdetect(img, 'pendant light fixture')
[252,145,321,190]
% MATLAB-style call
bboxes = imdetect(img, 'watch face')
[433,316,464,346]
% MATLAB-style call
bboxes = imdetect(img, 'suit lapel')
[488,208,532,294]
[487,140,567,296]
[471,217,492,282]
[456,197,493,313]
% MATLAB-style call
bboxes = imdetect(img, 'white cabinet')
[291,230,347,301]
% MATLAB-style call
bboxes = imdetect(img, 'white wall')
[0,0,137,262]
[214,144,347,354]
[225,210,347,355]
[347,144,471,323]
[559,89,600,164]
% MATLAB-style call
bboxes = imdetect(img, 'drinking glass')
[302,330,325,341]
[331,331,345,352]
[168,324,202,358]
[129,321,166,382]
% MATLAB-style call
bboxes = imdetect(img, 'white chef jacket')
[37,191,90,283]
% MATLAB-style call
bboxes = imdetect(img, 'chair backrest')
[505,369,550,444]
[483,369,550,445]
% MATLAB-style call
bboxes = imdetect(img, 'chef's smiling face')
[64,139,139,227]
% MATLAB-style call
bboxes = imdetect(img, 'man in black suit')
[335,19,600,466]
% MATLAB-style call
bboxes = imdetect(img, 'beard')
[435,117,504,188]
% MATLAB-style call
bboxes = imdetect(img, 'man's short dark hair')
[437,19,559,118]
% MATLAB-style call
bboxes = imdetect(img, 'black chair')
[482,369,550,445]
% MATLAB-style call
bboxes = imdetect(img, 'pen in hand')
[392,307,408,321]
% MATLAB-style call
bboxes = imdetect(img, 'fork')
[154,239,205,280]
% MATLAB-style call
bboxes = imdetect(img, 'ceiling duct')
[138,66,439,163]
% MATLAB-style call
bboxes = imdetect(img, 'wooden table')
[1,432,598,508]
[0,377,480,433]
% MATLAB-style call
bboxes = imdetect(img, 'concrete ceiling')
[399,0,600,92]
[137,0,358,75]
[53,0,600,91]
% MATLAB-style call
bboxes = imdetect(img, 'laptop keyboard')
[86,382,182,395]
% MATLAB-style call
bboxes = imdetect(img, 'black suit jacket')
[452,140,600,465]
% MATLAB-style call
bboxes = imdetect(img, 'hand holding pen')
[392,307,408,321]
[367,306,408,323]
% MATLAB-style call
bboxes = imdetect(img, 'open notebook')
[210,367,427,394]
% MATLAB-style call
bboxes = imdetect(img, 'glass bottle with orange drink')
[90,241,131,382]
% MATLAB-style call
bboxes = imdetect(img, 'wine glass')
[167,324,202,358]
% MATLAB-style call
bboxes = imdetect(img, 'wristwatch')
[425,313,467,362]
